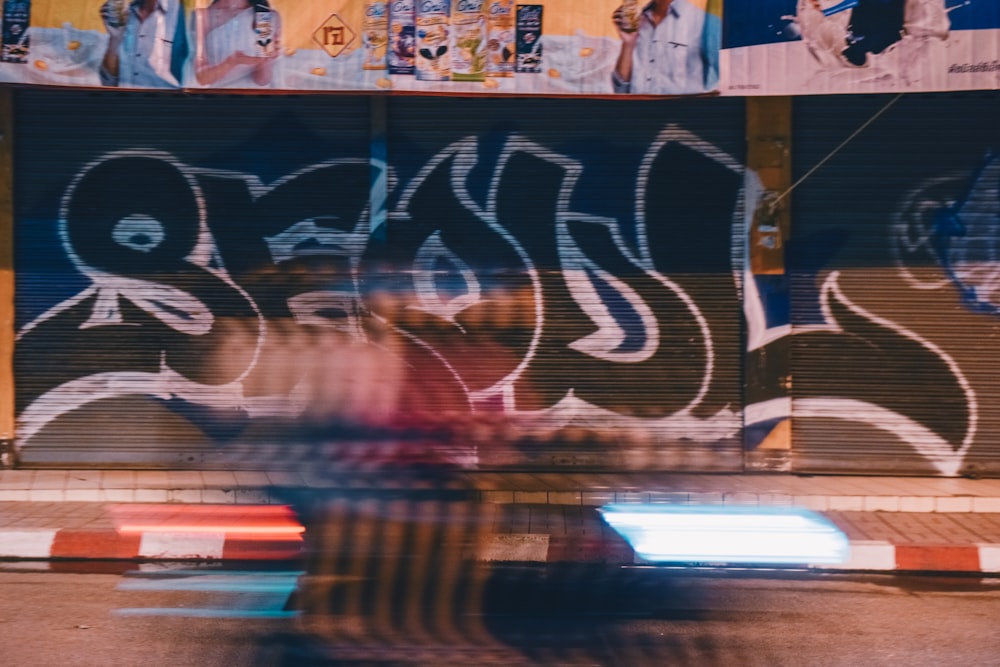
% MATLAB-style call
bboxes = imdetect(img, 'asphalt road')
[1,564,1000,666]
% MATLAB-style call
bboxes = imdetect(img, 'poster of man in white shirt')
[611,0,720,95]
[99,0,188,88]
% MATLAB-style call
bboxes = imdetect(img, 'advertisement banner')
[722,1,1000,95]
[0,0,186,88]
[0,0,721,94]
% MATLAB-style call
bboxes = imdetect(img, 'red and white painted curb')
[3,528,1000,573]
[2,503,999,572]
[812,540,1000,573]
[0,503,307,561]
[0,528,304,561]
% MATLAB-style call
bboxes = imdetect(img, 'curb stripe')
[813,541,896,571]
[0,530,57,558]
[895,545,981,572]
[138,532,226,560]
[5,531,1000,573]
[978,545,1000,573]
[222,536,304,561]
[51,530,141,559]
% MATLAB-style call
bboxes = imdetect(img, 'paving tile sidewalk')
[5,468,1000,571]
[3,501,1000,574]
[4,470,1000,512]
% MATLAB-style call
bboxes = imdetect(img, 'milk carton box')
[450,0,486,82]
[388,0,416,75]
[363,0,389,70]
[514,4,541,74]
[1,0,31,64]
[415,0,451,81]
[99,0,128,28]
[620,0,640,33]
[485,0,514,78]
[253,5,277,58]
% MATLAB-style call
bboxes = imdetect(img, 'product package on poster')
[361,0,388,70]
[514,3,541,73]
[414,0,451,80]
[2,0,32,64]
[387,0,415,75]
[451,0,487,81]
[393,0,722,94]
[721,0,1000,95]
[485,0,514,78]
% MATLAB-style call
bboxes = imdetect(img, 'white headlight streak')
[599,504,850,565]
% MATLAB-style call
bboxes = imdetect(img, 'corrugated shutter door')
[14,90,371,468]
[14,91,747,472]
[382,96,747,472]
[789,92,1000,476]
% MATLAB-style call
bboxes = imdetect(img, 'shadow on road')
[251,482,734,667]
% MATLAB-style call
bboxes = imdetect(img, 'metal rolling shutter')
[789,92,1000,476]
[382,96,747,472]
[14,90,371,468]
[13,90,747,472]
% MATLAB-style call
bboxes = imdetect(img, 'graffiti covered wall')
[13,92,748,469]
[13,90,1000,476]
[779,92,1000,476]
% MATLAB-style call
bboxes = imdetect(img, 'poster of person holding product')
[0,0,189,88]
[192,0,281,88]
[0,0,373,90]
[611,0,720,95]
[99,0,188,88]
[722,0,1000,95]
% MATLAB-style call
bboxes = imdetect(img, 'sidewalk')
[6,470,1000,511]
[3,469,1000,573]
